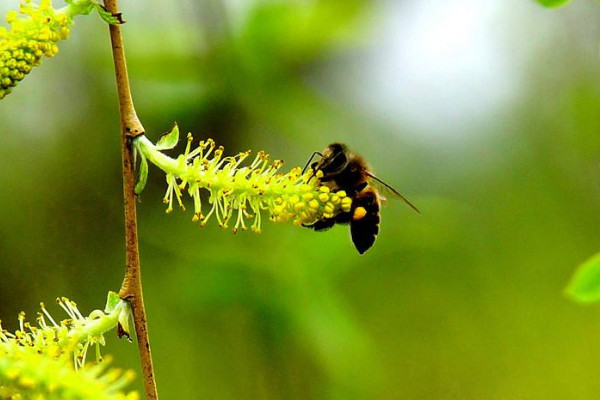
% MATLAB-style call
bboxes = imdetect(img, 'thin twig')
[102,1,158,399]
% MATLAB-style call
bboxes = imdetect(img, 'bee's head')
[315,143,349,175]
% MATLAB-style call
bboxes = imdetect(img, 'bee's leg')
[354,181,368,193]
[303,218,337,231]
[333,211,352,224]
[302,152,324,175]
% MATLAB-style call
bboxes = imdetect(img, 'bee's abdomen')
[350,190,380,254]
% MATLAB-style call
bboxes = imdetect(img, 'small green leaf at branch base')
[104,291,121,313]
[535,0,574,8]
[135,154,149,194]
[65,0,96,15]
[565,252,600,304]
[94,3,125,25]
[155,124,180,150]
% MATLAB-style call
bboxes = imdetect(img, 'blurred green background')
[2,0,600,398]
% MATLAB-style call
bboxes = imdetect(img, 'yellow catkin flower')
[0,0,76,99]
[0,293,137,399]
[134,129,354,233]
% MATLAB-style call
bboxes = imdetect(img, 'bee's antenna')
[302,151,324,175]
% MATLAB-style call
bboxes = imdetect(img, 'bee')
[304,143,420,254]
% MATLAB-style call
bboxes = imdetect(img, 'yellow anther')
[294,202,305,211]
[318,192,329,203]
[308,199,319,209]
[289,195,300,204]
[341,198,352,212]
[18,377,36,388]
[302,193,313,202]
[5,368,19,379]
[319,186,330,193]
[6,11,17,24]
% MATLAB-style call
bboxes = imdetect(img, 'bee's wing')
[366,172,421,214]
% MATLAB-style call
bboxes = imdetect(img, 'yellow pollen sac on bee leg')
[353,206,367,221]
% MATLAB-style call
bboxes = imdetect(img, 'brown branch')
[102,1,158,399]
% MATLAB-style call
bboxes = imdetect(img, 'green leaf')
[155,123,180,150]
[535,0,574,8]
[134,154,148,194]
[93,3,125,25]
[65,0,95,15]
[565,251,600,303]
[104,291,121,314]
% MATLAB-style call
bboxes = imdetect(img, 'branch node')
[126,126,145,138]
